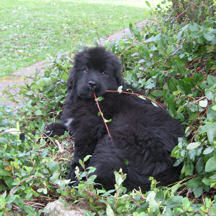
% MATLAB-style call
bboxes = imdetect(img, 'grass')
[0,0,154,77]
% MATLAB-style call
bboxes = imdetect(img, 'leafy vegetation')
[171,0,215,23]
[0,0,151,77]
[0,0,216,215]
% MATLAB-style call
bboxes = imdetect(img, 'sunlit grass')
[0,0,154,76]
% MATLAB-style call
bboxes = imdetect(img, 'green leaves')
[96,96,104,102]
[186,142,201,150]
[35,110,43,116]
[166,196,183,208]
[199,99,208,108]
[145,1,151,8]
[212,105,216,111]
[204,29,216,45]
[203,147,214,155]
[112,1,216,202]
[0,168,11,177]
[146,191,159,212]
[114,169,126,187]
[117,85,123,93]
[145,33,161,43]
[106,204,115,216]
[205,155,216,172]
[200,122,216,144]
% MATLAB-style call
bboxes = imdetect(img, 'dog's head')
[66,47,122,102]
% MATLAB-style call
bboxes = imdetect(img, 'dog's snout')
[88,80,96,90]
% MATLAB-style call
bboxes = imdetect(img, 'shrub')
[109,0,216,200]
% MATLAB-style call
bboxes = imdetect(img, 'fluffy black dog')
[46,47,184,191]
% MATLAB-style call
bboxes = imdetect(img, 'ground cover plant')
[0,0,216,215]
[0,0,151,77]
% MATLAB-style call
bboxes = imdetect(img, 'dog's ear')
[66,68,77,103]
[112,55,123,86]
[67,68,75,89]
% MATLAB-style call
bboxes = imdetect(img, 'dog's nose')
[88,80,96,90]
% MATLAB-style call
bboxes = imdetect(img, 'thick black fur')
[46,47,184,191]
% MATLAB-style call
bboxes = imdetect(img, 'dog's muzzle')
[88,80,97,91]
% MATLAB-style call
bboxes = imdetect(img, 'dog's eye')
[101,71,106,75]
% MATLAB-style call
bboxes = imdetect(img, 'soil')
[0,20,150,106]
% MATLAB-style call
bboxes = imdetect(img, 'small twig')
[12,204,21,211]
[177,210,201,216]
[94,90,164,139]
[176,9,186,21]
[115,189,119,209]
[24,201,46,208]
[190,125,201,142]
[141,193,147,201]
[177,186,187,196]
[94,93,112,140]
[195,96,207,103]
[119,44,135,57]
[105,90,165,110]
[86,189,106,208]
[55,139,64,152]
[186,188,191,198]
[185,95,207,103]
[0,129,19,136]
[174,175,196,190]
[9,175,44,195]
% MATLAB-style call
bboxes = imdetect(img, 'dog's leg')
[67,123,108,185]
[87,137,128,190]
[67,147,80,180]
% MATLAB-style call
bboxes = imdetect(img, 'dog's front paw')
[67,162,81,186]
[45,123,67,137]
[67,161,78,180]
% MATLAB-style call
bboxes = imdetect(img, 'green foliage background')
[0,0,216,215]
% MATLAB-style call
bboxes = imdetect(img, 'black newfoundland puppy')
[47,47,184,191]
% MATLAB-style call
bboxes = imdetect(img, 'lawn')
[0,0,154,77]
